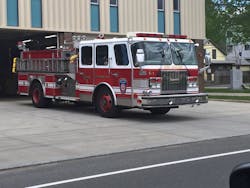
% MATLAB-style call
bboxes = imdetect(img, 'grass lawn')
[205,88,250,93]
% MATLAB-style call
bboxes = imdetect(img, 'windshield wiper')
[175,48,183,60]
[171,46,183,65]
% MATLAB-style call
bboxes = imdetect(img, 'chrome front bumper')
[141,93,208,109]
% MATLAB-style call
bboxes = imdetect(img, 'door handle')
[79,72,84,76]
[111,73,119,77]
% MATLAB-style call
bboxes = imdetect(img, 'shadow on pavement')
[0,95,29,101]
[19,100,199,123]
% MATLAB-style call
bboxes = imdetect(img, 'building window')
[173,0,180,11]
[110,0,119,32]
[173,0,180,35]
[158,0,164,10]
[227,45,233,53]
[212,49,217,59]
[158,0,165,33]
[114,44,129,66]
[91,0,100,31]
[110,0,117,6]
[91,0,99,4]
[7,0,19,26]
[245,44,250,51]
[31,0,42,28]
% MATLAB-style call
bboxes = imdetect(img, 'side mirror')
[136,49,145,66]
[195,43,199,47]
[230,163,250,188]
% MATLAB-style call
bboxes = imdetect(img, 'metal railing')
[17,58,70,73]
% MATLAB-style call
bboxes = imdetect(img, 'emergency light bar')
[167,34,187,39]
[136,33,163,38]
[127,32,164,38]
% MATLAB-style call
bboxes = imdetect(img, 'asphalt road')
[1,135,250,188]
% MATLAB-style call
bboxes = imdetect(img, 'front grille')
[161,70,187,94]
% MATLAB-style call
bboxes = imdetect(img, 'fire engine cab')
[17,32,208,117]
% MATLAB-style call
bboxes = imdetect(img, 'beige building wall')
[181,0,206,39]
[0,0,206,39]
[165,0,174,35]
[18,0,31,28]
[118,0,157,34]
[42,0,90,32]
[0,0,6,26]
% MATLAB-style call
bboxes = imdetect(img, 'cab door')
[76,44,94,102]
[94,44,110,84]
[109,43,132,106]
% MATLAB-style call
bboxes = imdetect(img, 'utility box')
[230,69,243,89]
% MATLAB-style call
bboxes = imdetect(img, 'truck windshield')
[170,42,198,65]
[131,41,172,66]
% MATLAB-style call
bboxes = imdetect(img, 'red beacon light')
[167,34,187,39]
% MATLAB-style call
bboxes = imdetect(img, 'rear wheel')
[150,108,170,115]
[31,83,50,108]
[95,88,118,118]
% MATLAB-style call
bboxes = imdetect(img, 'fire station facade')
[0,0,205,94]
[0,0,205,39]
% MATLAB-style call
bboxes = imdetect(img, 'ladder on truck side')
[17,49,76,74]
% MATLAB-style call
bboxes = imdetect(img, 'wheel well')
[92,84,117,106]
[29,79,42,96]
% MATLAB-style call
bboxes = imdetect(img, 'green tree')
[206,0,250,50]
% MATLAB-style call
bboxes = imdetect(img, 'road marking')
[26,149,250,188]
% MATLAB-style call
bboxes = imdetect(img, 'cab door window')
[114,44,129,66]
[96,45,108,66]
[81,46,93,65]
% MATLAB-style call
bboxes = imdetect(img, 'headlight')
[187,76,199,94]
[149,77,161,89]
[188,77,198,88]
[188,82,197,88]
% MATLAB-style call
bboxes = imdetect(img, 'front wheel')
[31,83,50,108]
[150,108,170,115]
[95,88,118,118]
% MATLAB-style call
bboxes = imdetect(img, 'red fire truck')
[16,32,208,117]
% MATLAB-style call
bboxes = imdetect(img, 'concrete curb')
[208,99,250,103]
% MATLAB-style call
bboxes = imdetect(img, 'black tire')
[31,83,50,108]
[150,108,170,115]
[95,87,118,118]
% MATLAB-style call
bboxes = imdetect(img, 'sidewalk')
[207,92,250,103]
